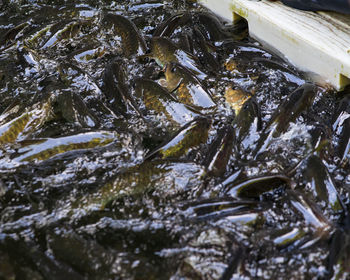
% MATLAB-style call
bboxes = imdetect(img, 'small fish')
[195,12,233,41]
[192,26,220,72]
[224,86,252,114]
[150,36,206,79]
[101,58,141,116]
[164,62,215,109]
[26,20,69,48]
[0,22,29,49]
[268,83,316,134]
[272,228,308,250]
[203,125,235,177]
[307,125,332,159]
[287,189,332,231]
[14,131,116,162]
[74,160,205,209]
[53,92,99,128]
[16,45,41,72]
[101,13,146,57]
[147,117,211,160]
[254,58,305,85]
[181,197,263,222]
[254,83,317,158]
[134,78,200,126]
[332,95,350,165]
[0,99,53,145]
[224,174,291,198]
[41,20,91,49]
[153,12,192,37]
[234,97,262,141]
[68,45,106,63]
[327,216,350,279]
[0,113,31,145]
[233,97,262,155]
[304,155,345,212]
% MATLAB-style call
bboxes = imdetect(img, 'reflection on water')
[0,0,350,279]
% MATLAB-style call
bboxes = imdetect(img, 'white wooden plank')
[200,0,350,90]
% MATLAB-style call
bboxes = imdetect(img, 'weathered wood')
[200,0,350,90]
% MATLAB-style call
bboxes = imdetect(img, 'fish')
[224,86,252,114]
[203,124,235,177]
[254,83,317,158]
[164,62,215,109]
[195,12,234,41]
[150,36,206,79]
[73,160,205,209]
[134,78,200,126]
[304,155,345,212]
[233,97,262,156]
[224,174,291,198]
[13,131,116,162]
[147,117,211,160]
[0,22,29,49]
[153,12,192,37]
[101,58,141,116]
[332,95,350,165]
[101,13,146,57]
[181,197,264,222]
[41,20,92,49]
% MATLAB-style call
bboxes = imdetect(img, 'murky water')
[1,0,350,279]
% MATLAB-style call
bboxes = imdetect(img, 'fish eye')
[171,66,176,73]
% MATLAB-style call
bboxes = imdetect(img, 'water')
[0,0,350,279]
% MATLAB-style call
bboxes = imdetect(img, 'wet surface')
[1,0,350,279]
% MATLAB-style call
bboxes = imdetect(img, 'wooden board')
[200,0,350,90]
